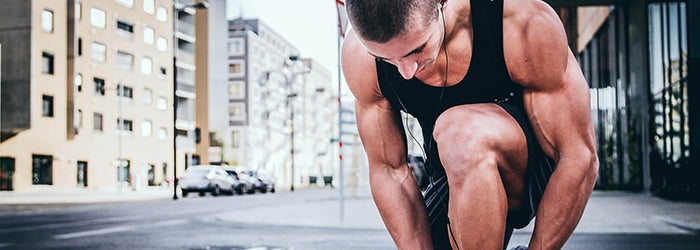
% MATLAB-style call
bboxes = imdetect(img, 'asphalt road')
[0,190,698,249]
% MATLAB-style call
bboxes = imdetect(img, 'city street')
[0,189,699,249]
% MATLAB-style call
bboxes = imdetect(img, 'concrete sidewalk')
[216,188,700,235]
[1,186,699,235]
[0,186,172,205]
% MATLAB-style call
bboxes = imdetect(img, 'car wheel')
[270,187,275,193]
[182,190,189,197]
[261,187,268,194]
[212,185,221,196]
[199,191,205,196]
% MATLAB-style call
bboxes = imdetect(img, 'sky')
[226,0,345,92]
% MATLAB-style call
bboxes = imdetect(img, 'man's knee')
[433,106,499,179]
[433,105,496,152]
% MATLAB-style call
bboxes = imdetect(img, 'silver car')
[179,165,235,197]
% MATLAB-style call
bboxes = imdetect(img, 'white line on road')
[53,225,134,239]
[52,219,189,240]
[148,219,188,227]
[0,243,14,248]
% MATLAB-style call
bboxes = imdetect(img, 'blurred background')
[0,0,699,249]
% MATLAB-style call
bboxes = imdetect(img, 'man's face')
[360,11,443,80]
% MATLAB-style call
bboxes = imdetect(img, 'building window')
[117,84,134,99]
[0,157,15,191]
[141,57,152,75]
[157,97,167,110]
[229,63,241,74]
[93,77,105,96]
[75,2,81,19]
[143,26,154,44]
[42,52,54,74]
[93,113,103,131]
[649,2,690,170]
[77,38,82,56]
[76,109,83,130]
[42,95,54,117]
[91,42,106,62]
[90,8,106,28]
[143,0,155,14]
[156,6,167,22]
[116,19,134,37]
[228,39,244,54]
[116,0,134,8]
[32,155,53,185]
[75,73,82,92]
[141,120,152,136]
[229,81,245,99]
[157,127,167,141]
[117,159,130,183]
[118,119,133,132]
[157,36,167,51]
[42,9,54,33]
[116,51,134,71]
[143,88,153,104]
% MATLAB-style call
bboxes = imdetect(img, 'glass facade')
[579,6,643,190]
[647,1,691,197]
[574,1,694,198]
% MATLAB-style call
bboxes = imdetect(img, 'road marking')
[53,225,134,239]
[0,215,142,233]
[148,219,188,227]
[52,219,189,240]
[0,243,14,248]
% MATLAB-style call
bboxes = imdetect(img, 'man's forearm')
[370,163,432,249]
[529,158,597,250]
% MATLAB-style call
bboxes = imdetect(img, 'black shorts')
[423,101,556,249]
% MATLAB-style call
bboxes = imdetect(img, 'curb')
[657,216,700,234]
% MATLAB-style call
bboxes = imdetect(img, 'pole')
[118,82,123,193]
[172,5,179,200]
[290,93,295,192]
[337,26,344,222]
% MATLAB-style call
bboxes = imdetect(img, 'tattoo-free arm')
[342,30,432,249]
[505,1,599,249]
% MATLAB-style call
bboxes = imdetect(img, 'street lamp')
[262,56,308,192]
[173,0,209,201]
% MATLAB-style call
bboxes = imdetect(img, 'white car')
[179,165,236,197]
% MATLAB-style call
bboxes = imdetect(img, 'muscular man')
[341,0,598,249]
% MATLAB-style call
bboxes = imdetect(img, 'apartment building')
[223,18,340,188]
[0,0,180,191]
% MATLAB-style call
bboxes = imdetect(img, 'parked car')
[222,167,252,195]
[250,171,275,193]
[179,165,236,197]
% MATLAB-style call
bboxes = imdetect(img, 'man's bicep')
[355,99,408,168]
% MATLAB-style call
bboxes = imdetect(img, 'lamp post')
[262,56,308,191]
[287,92,298,191]
[173,0,209,201]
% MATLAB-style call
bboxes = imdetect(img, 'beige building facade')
[0,0,179,191]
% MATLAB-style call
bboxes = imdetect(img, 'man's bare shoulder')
[502,0,569,90]
[341,29,384,104]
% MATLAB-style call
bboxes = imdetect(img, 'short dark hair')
[346,0,439,43]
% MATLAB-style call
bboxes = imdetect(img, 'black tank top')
[376,0,522,173]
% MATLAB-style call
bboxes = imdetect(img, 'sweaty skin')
[342,0,598,249]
